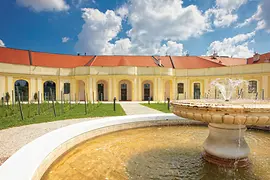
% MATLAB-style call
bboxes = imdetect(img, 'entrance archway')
[44,81,56,101]
[142,80,153,101]
[78,80,85,101]
[97,80,108,101]
[193,83,201,99]
[119,80,132,101]
[14,80,29,102]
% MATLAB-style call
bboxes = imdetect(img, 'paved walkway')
[0,117,98,166]
[120,103,164,115]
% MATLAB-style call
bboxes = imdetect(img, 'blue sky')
[0,0,269,58]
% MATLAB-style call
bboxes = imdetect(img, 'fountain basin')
[0,114,193,180]
[171,100,270,167]
[171,100,270,125]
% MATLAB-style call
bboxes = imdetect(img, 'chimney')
[212,51,218,59]
[253,52,260,62]
[157,57,162,66]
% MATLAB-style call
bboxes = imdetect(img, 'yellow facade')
[0,62,270,102]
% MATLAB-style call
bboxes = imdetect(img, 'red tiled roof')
[247,52,270,64]
[0,47,30,65]
[0,47,255,69]
[89,56,158,67]
[171,56,225,69]
[31,52,94,68]
[200,56,246,66]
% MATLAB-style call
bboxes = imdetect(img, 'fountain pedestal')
[202,123,250,167]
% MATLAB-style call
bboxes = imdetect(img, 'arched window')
[248,81,257,93]
[64,83,70,94]
[14,80,29,102]
[177,83,184,94]
[44,81,56,101]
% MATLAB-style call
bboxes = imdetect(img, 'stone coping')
[0,114,197,180]
[171,100,270,125]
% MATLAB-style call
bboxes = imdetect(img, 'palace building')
[0,47,269,102]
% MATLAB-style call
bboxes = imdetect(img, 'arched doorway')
[44,81,56,101]
[97,80,108,101]
[119,80,132,101]
[142,80,153,101]
[78,80,85,101]
[14,80,29,102]
[193,83,201,99]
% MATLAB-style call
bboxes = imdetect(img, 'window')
[64,83,70,94]
[177,83,184,94]
[248,81,257,93]
[121,83,127,89]
[144,83,150,89]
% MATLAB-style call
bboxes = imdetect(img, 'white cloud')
[72,0,95,8]
[76,1,199,55]
[76,0,213,55]
[260,0,270,32]
[116,5,128,19]
[0,39,5,47]
[159,41,184,56]
[62,37,70,43]
[16,0,69,12]
[75,8,122,55]
[126,0,209,55]
[127,0,210,42]
[206,0,247,27]
[237,0,270,32]
[206,31,255,58]
[236,5,262,28]
[216,0,247,11]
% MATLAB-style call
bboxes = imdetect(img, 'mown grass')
[141,102,171,113]
[0,102,125,130]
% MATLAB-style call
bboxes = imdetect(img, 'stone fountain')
[171,78,270,167]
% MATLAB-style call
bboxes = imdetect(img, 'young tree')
[5,92,10,105]
[34,92,38,102]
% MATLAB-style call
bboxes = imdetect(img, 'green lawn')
[0,102,125,130]
[141,103,172,113]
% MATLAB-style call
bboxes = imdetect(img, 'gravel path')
[0,117,99,166]
[120,103,163,115]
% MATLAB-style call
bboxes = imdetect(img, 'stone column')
[70,78,76,101]
[133,77,137,101]
[154,77,158,101]
[29,78,36,101]
[88,77,93,102]
[138,78,141,101]
[204,79,209,99]
[113,78,118,100]
[157,77,163,101]
[36,78,43,102]
[172,78,176,100]
[262,75,269,99]
[0,76,5,99]
[7,76,13,104]
[108,78,112,101]
[92,77,97,102]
